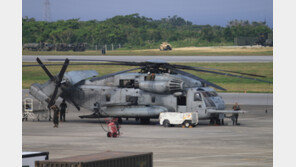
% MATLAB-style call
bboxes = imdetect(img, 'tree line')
[22,13,272,49]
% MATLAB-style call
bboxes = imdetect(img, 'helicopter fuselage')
[67,73,226,120]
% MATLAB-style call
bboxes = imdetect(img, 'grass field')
[22,62,273,93]
[22,46,273,56]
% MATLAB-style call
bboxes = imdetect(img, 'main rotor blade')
[23,62,129,67]
[169,68,226,91]
[90,67,142,82]
[180,67,272,84]
[173,64,266,78]
[48,58,143,66]
[58,58,70,81]
[36,57,55,80]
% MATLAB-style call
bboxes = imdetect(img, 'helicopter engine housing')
[139,79,184,93]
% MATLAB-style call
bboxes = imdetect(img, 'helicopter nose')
[215,97,225,110]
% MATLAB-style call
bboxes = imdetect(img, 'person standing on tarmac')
[51,105,60,128]
[60,100,67,122]
[232,102,241,125]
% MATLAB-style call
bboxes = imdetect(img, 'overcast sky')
[22,0,273,27]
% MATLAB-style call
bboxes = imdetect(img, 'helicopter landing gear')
[231,114,239,126]
[209,118,215,125]
[140,118,150,124]
[209,117,224,125]
[117,117,123,124]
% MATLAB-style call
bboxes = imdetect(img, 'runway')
[22,55,273,63]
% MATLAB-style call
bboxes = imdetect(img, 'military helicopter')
[23,58,272,125]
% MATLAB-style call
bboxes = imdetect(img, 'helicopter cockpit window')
[202,91,218,97]
[209,91,218,96]
[119,79,135,88]
[194,92,202,101]
[201,92,216,107]
[105,94,111,102]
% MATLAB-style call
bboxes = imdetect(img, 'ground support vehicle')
[159,112,198,128]
[159,42,172,51]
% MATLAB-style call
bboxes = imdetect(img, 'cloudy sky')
[22,0,273,27]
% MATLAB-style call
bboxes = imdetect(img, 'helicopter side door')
[186,89,207,119]
[176,94,187,112]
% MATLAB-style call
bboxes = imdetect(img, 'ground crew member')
[60,100,67,122]
[151,73,155,80]
[146,72,151,80]
[232,102,241,125]
[51,105,60,128]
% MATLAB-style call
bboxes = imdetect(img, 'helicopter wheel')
[209,119,215,125]
[215,119,220,125]
[117,117,123,124]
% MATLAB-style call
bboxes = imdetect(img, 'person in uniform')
[59,100,67,122]
[232,102,241,125]
[151,73,155,81]
[51,105,60,128]
[146,72,151,80]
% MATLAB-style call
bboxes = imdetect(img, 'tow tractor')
[159,112,198,128]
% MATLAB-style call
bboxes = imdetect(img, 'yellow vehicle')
[159,42,172,51]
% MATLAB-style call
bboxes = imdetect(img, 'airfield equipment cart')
[159,112,198,128]
[106,118,121,138]
[22,98,51,121]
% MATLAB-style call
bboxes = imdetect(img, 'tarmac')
[22,105,273,167]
